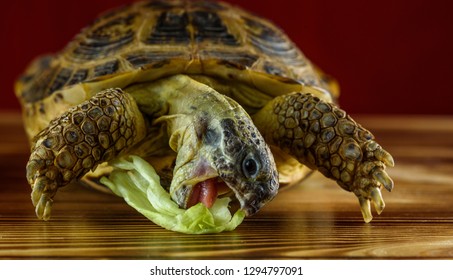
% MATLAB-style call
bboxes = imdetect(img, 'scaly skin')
[26,88,146,220]
[127,75,278,216]
[26,75,279,220]
[254,92,394,222]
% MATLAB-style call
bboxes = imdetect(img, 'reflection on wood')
[0,114,452,259]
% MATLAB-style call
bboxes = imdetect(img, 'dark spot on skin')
[204,128,221,146]
[220,118,237,135]
[220,118,244,155]
[53,93,64,103]
[195,114,209,140]
[39,103,45,114]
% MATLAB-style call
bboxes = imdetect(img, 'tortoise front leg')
[253,92,394,222]
[26,88,146,220]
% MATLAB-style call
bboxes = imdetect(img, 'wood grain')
[1,113,453,259]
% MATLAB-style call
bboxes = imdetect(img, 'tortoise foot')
[27,148,60,221]
[32,185,54,221]
[254,92,395,223]
[26,88,146,220]
[350,141,394,222]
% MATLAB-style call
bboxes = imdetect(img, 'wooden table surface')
[1,113,452,259]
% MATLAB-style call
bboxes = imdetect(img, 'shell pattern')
[16,0,326,111]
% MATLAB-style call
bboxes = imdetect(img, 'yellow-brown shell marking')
[16,0,331,140]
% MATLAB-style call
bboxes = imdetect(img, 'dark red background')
[2,0,452,115]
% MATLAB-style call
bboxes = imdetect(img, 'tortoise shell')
[15,0,337,140]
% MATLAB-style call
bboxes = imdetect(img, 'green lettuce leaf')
[100,155,245,234]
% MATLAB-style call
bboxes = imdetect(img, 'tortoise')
[15,0,394,223]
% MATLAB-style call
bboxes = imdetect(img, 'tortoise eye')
[242,155,260,179]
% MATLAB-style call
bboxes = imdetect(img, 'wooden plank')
[1,113,452,259]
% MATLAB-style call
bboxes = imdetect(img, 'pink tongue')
[187,178,218,208]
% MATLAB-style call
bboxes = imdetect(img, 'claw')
[35,194,45,219]
[375,149,395,167]
[372,169,394,192]
[371,188,385,215]
[358,196,373,223]
[31,187,41,207]
[31,176,48,206]
[43,198,53,221]
[31,176,55,220]
[35,194,53,221]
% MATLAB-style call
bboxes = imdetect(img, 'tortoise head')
[169,95,279,216]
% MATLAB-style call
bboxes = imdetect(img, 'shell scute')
[125,51,186,68]
[70,13,138,61]
[192,10,239,45]
[67,69,89,86]
[145,11,190,44]
[16,0,332,139]
[93,60,120,77]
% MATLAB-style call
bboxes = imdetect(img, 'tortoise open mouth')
[186,177,232,209]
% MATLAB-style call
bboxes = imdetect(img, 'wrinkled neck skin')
[162,85,240,197]
[127,75,279,215]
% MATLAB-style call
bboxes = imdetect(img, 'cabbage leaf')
[100,155,245,234]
